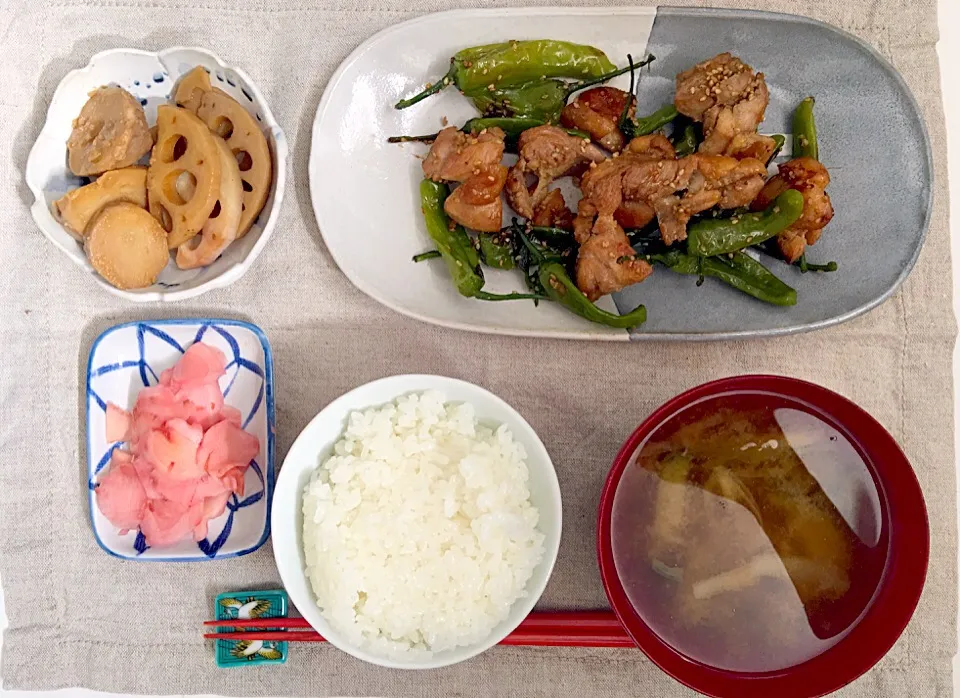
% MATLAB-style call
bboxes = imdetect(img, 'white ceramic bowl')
[26,46,287,302]
[87,319,275,561]
[272,374,562,669]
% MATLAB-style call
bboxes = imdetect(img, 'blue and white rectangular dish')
[86,319,275,561]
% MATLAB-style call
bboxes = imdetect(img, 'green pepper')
[755,241,838,273]
[418,187,545,302]
[768,134,786,164]
[395,40,617,109]
[412,250,441,262]
[469,57,652,122]
[388,117,589,151]
[793,97,818,160]
[479,231,515,270]
[709,253,797,306]
[515,230,646,328]
[686,190,805,257]
[649,250,797,306]
[796,255,838,273]
[538,262,647,328]
[616,55,679,140]
[622,104,679,140]
[671,118,699,157]
[526,224,577,250]
[419,179,484,297]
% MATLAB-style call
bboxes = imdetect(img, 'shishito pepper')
[648,249,797,306]
[686,190,804,257]
[478,231,515,270]
[616,55,678,140]
[470,57,652,122]
[516,229,647,329]
[671,118,700,157]
[420,179,484,297]
[418,181,544,301]
[395,40,618,109]
[538,261,648,328]
[793,97,818,160]
[622,104,679,140]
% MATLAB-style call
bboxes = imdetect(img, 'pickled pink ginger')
[95,342,260,547]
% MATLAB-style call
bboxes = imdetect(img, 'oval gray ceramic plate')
[310,6,931,341]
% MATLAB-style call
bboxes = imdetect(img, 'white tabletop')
[2,2,957,695]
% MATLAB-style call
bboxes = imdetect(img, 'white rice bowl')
[302,390,546,659]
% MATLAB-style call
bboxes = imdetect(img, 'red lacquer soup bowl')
[597,375,929,698]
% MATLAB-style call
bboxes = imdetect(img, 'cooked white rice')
[302,390,545,658]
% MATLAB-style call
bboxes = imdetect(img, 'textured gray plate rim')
[622,6,934,341]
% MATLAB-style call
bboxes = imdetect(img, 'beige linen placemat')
[0,0,953,695]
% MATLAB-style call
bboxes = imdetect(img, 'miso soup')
[610,392,885,673]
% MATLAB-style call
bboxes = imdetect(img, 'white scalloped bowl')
[25,47,287,302]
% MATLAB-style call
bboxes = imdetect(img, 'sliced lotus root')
[148,105,222,249]
[85,202,169,289]
[173,66,211,114]
[53,166,147,240]
[196,88,272,238]
[176,135,243,270]
[67,87,153,176]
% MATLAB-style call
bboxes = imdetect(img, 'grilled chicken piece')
[675,52,773,160]
[726,132,779,163]
[444,165,509,232]
[422,127,508,232]
[422,127,505,182]
[531,189,575,230]
[675,53,757,121]
[560,86,632,152]
[614,200,656,229]
[580,149,767,246]
[692,155,768,209]
[648,155,767,244]
[625,134,677,160]
[575,214,653,301]
[505,125,606,218]
[752,157,834,262]
[574,134,676,228]
[612,135,676,229]
[653,190,722,245]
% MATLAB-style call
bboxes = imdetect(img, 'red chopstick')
[203,610,633,648]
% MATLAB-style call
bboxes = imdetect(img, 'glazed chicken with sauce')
[422,126,509,232]
[752,157,834,262]
[675,53,778,163]
[504,125,607,219]
[575,212,653,301]
[578,134,768,246]
[531,189,576,230]
[560,86,633,152]
[404,50,836,310]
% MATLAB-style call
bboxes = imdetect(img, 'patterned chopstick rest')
[214,589,288,667]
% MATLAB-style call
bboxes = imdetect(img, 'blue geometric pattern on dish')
[86,319,275,561]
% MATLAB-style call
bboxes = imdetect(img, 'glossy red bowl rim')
[597,375,929,698]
